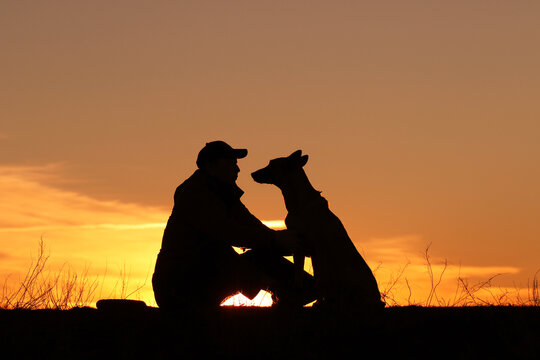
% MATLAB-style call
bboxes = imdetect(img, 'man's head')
[197,141,247,184]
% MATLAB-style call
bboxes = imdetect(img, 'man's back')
[160,170,240,259]
[153,169,275,308]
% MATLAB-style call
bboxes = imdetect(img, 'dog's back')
[286,196,383,308]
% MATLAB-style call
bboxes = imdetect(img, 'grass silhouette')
[1,239,146,309]
[379,244,540,307]
[1,239,538,309]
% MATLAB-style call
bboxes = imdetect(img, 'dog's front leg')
[293,252,305,289]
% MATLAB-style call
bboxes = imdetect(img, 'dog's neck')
[279,169,321,214]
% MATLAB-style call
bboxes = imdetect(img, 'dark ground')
[1,305,539,359]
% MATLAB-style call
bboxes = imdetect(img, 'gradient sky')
[1,1,539,306]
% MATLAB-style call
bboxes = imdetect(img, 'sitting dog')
[252,150,384,310]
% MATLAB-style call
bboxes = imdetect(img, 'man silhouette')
[152,141,314,309]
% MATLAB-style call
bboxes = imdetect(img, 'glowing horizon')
[1,165,536,308]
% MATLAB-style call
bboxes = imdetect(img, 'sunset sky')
[1,1,539,306]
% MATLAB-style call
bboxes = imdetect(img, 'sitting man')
[152,141,315,309]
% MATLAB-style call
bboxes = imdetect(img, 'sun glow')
[220,290,274,307]
[261,220,286,230]
[223,221,289,307]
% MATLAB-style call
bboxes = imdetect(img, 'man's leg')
[235,249,317,306]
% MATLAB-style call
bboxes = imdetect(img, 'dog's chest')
[284,212,306,233]
[284,198,332,236]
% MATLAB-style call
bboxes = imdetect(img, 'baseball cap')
[196,141,248,168]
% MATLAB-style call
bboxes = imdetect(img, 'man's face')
[205,157,240,184]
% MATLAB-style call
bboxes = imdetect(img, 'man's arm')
[176,183,301,254]
[233,201,301,255]
[176,183,276,249]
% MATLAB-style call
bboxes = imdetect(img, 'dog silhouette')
[252,150,384,310]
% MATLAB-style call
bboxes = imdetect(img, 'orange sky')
[1,1,539,306]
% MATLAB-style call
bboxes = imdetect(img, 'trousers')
[152,248,316,309]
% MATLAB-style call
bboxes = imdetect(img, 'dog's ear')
[289,150,302,159]
[288,150,308,167]
[299,155,309,167]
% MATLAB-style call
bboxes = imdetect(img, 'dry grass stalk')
[380,261,410,306]
[424,243,448,306]
[0,239,145,309]
[529,270,539,306]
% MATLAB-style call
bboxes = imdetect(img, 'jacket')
[153,169,275,305]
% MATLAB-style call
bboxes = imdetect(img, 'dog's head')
[251,150,309,186]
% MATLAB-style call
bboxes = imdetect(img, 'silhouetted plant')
[379,261,410,306]
[1,240,538,309]
[0,239,145,309]
[424,243,448,306]
[377,244,539,307]
[530,270,539,306]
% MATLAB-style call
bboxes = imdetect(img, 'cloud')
[358,234,425,262]
[359,234,520,276]
[0,163,62,180]
[0,164,167,229]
